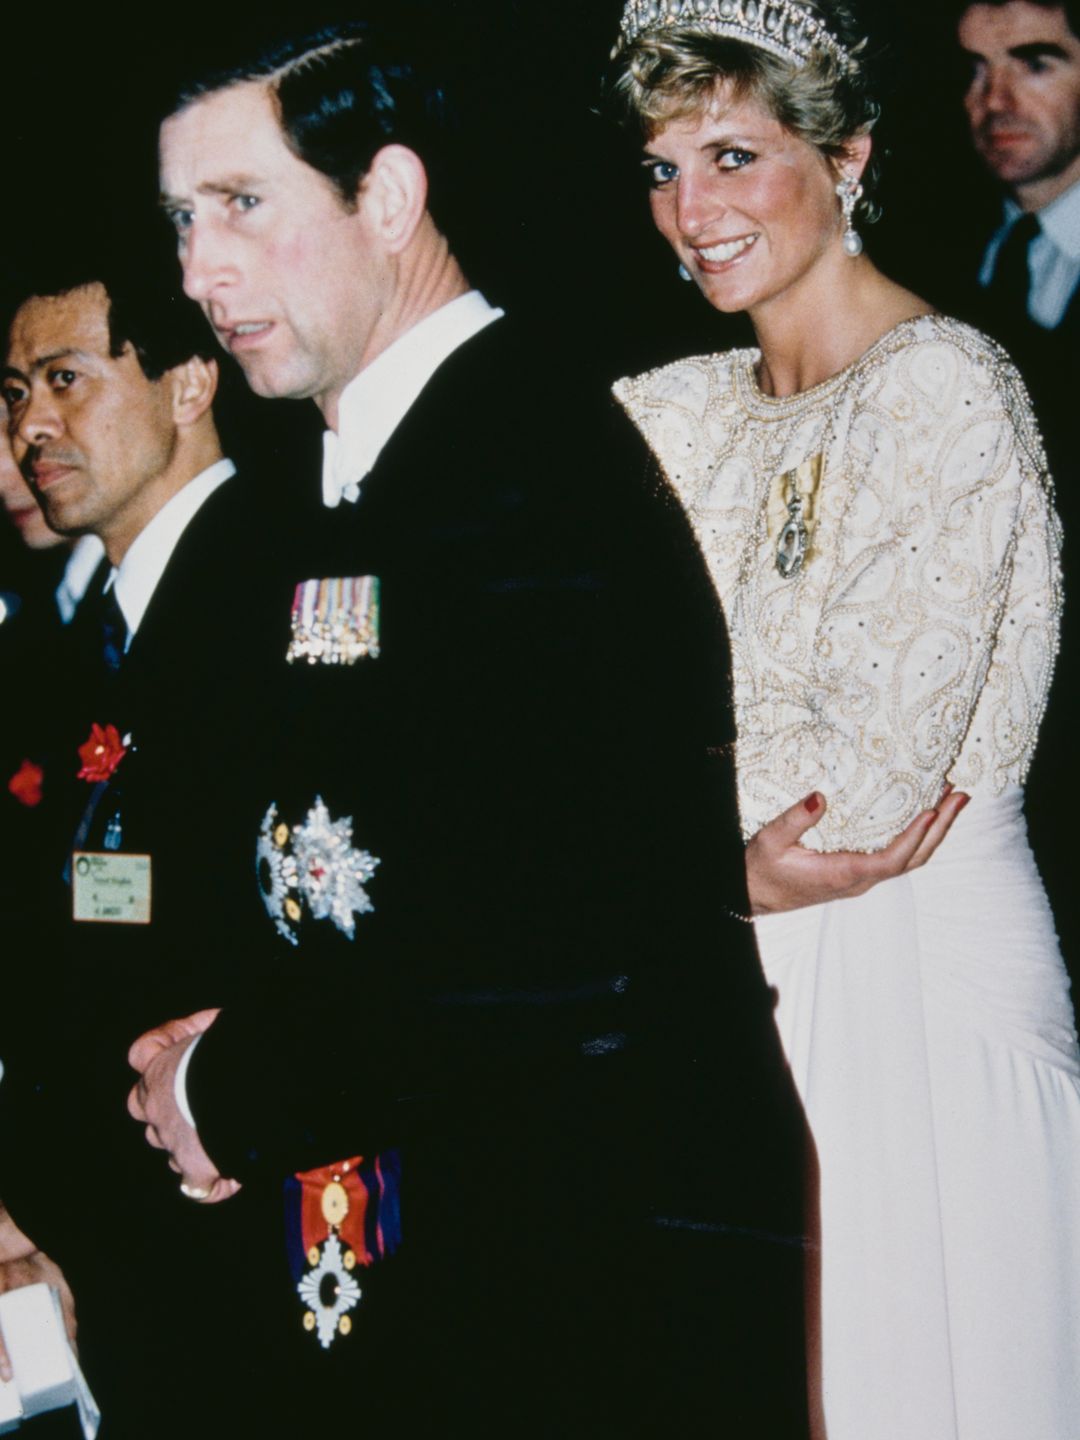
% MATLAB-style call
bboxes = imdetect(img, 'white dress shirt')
[321,290,503,507]
[980,181,1080,329]
[103,459,236,642]
[55,534,106,624]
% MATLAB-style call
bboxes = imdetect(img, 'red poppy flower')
[8,759,44,808]
[77,723,127,783]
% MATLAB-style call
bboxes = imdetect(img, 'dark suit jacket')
[175,321,810,1436]
[0,473,300,1438]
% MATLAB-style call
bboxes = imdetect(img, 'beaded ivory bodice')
[615,316,1061,853]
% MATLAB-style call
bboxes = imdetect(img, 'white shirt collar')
[1002,182,1080,259]
[322,291,504,508]
[55,534,106,624]
[1036,179,1080,261]
[106,458,236,640]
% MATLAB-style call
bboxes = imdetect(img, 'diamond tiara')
[616,0,856,75]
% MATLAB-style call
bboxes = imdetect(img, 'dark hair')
[168,21,457,230]
[956,0,1080,39]
[4,226,216,382]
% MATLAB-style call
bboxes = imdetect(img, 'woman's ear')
[836,131,872,184]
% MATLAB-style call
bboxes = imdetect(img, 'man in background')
[0,400,102,805]
[958,0,1080,974]
[0,240,291,1436]
[959,0,1080,352]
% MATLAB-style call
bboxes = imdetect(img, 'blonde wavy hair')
[607,1,882,220]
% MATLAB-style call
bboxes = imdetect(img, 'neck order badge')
[285,1152,402,1349]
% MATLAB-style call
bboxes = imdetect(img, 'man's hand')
[746,787,970,916]
[0,1205,76,1382]
[127,1010,241,1205]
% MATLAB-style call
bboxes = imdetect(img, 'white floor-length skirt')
[755,786,1080,1440]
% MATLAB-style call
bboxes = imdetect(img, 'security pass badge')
[257,798,379,945]
[286,1152,402,1349]
[286,575,380,665]
[72,852,151,924]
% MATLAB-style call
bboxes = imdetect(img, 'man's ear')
[169,355,219,427]
[359,144,430,255]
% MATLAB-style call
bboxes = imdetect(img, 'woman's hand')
[746,787,970,916]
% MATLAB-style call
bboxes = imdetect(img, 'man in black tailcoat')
[128,18,960,1435]
[113,23,812,1435]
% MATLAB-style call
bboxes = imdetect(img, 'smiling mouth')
[695,234,759,265]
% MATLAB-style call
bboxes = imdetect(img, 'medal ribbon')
[284,1149,402,1282]
[286,576,381,665]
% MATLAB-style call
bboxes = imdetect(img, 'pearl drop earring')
[836,173,864,257]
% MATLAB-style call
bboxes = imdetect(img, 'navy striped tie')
[100,583,127,672]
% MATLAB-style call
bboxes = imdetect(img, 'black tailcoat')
[178,322,811,1436]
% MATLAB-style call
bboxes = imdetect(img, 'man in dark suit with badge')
[127,20,960,1433]
[0,245,300,1436]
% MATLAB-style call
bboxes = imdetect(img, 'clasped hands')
[126,1008,241,1204]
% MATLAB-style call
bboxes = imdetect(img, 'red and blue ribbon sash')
[284,1150,402,1283]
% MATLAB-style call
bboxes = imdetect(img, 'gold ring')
[179,1181,212,1201]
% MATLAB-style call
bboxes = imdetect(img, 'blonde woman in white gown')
[609,3,1080,1437]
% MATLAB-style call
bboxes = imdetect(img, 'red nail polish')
[804,793,821,815]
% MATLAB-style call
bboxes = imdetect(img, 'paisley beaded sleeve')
[614,315,1062,853]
